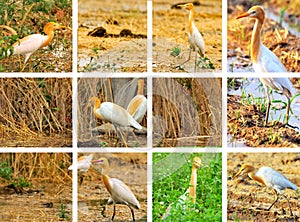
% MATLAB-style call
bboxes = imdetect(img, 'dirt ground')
[228,153,300,221]
[227,0,300,72]
[0,182,72,221]
[227,78,300,147]
[78,0,147,72]
[77,153,147,222]
[153,0,222,72]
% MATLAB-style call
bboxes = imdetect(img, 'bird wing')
[257,45,286,72]
[256,167,297,193]
[109,178,140,209]
[127,95,147,123]
[13,34,47,55]
[188,22,205,57]
[260,78,293,97]
[98,102,142,129]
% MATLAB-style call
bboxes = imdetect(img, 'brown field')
[78,0,147,72]
[153,0,222,72]
[153,78,222,147]
[0,78,72,147]
[0,153,72,221]
[228,153,300,221]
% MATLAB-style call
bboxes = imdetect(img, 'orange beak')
[236,12,251,20]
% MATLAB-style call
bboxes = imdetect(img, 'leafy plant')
[152,153,222,221]
[170,46,181,57]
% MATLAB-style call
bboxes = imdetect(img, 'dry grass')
[0,78,72,146]
[0,153,71,184]
[153,78,222,147]
[77,78,147,145]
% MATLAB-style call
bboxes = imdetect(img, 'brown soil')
[78,0,147,72]
[227,0,300,72]
[78,153,147,222]
[227,93,300,147]
[153,0,222,72]
[228,153,300,221]
[0,183,72,221]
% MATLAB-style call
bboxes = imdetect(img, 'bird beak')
[233,169,243,179]
[59,25,72,30]
[236,12,251,20]
[92,159,103,164]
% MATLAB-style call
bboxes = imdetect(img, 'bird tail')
[129,118,142,130]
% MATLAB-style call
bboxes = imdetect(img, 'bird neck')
[188,9,195,35]
[41,29,54,47]
[102,174,112,195]
[137,79,144,95]
[248,171,266,186]
[92,98,104,120]
[189,166,197,204]
[250,18,263,63]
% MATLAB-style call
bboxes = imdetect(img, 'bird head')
[193,157,203,169]
[85,96,101,111]
[236,6,265,22]
[233,164,255,179]
[92,157,109,174]
[178,3,194,11]
[44,22,72,33]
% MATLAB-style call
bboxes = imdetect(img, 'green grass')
[152,153,222,221]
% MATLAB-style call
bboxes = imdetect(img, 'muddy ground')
[0,182,72,221]
[153,0,222,72]
[227,0,300,72]
[77,153,147,222]
[228,78,300,147]
[228,153,300,221]
[78,0,147,72]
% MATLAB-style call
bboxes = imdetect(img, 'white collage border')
[0,0,299,221]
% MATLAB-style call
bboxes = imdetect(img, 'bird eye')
[250,10,256,15]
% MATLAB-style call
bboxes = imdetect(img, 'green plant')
[59,203,69,219]
[170,46,181,57]
[152,153,222,221]
[197,57,215,69]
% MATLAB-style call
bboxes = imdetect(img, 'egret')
[234,164,298,216]
[89,96,142,146]
[236,6,293,125]
[161,157,202,220]
[176,3,205,72]
[68,154,93,185]
[127,79,147,123]
[92,157,140,221]
[1,22,70,71]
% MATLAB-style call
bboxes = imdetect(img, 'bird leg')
[285,96,291,124]
[267,191,279,211]
[194,51,197,72]
[282,193,293,216]
[264,86,271,126]
[112,204,116,221]
[114,125,128,147]
[128,205,136,221]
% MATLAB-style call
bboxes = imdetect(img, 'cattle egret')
[127,79,147,123]
[68,154,93,185]
[176,3,205,72]
[92,157,140,221]
[236,6,293,125]
[89,96,142,146]
[234,164,298,216]
[1,22,70,71]
[161,157,202,220]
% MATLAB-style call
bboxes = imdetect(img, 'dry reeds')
[0,153,72,184]
[0,78,72,143]
[153,78,222,147]
[77,78,147,144]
